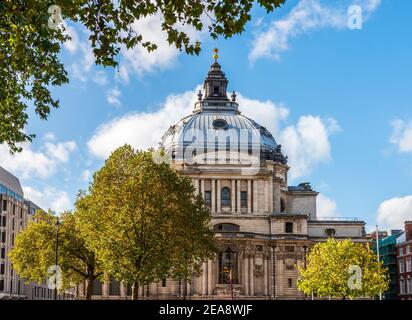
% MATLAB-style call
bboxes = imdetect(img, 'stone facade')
[79,53,366,300]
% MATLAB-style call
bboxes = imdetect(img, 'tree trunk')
[85,277,94,300]
[132,281,139,300]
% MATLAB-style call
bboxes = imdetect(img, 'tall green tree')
[1,0,285,153]
[9,210,103,300]
[76,145,216,300]
[297,239,389,300]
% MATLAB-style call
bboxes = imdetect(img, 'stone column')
[217,180,221,213]
[253,180,258,213]
[247,180,252,214]
[270,247,275,299]
[211,179,216,213]
[231,180,236,213]
[194,179,200,196]
[268,176,273,213]
[250,255,255,296]
[244,253,249,296]
[200,179,205,198]
[264,254,268,296]
[207,259,213,296]
[202,262,208,296]
[237,180,241,213]
[187,279,191,297]
[265,179,269,213]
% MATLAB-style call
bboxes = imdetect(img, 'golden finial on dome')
[213,48,219,62]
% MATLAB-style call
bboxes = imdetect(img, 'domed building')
[154,51,367,299]
[81,51,366,300]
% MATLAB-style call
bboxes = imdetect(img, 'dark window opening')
[162,278,167,287]
[109,278,121,296]
[92,279,102,295]
[204,191,211,206]
[285,222,293,233]
[2,200,6,211]
[285,246,295,252]
[280,198,286,212]
[218,248,239,284]
[325,228,336,237]
[214,223,240,232]
[288,278,293,288]
[241,191,247,207]
[221,187,231,206]
[213,86,219,93]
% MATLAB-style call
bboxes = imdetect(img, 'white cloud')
[43,132,56,141]
[81,169,91,182]
[107,87,122,106]
[237,94,289,135]
[390,118,412,153]
[93,71,108,86]
[121,12,206,76]
[317,193,340,218]
[0,138,77,179]
[88,87,198,159]
[44,141,76,162]
[279,115,340,179]
[249,0,381,62]
[63,23,80,54]
[376,195,412,230]
[23,186,71,213]
[88,87,339,179]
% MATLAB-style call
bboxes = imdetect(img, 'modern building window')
[285,222,293,233]
[288,278,293,288]
[218,248,238,284]
[280,198,286,212]
[221,187,231,206]
[399,260,405,274]
[406,258,412,273]
[400,278,405,294]
[240,191,247,207]
[204,191,211,206]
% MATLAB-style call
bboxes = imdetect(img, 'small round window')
[212,119,228,130]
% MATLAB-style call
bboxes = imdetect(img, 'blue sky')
[1,0,412,232]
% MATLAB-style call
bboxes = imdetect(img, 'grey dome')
[160,59,287,165]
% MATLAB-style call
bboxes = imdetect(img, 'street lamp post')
[54,218,60,301]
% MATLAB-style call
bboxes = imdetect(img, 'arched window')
[213,223,240,232]
[221,187,231,206]
[218,248,239,284]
